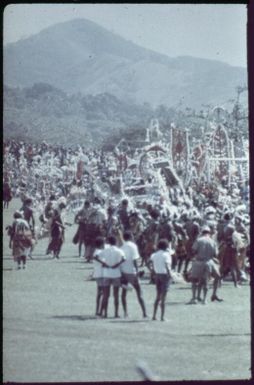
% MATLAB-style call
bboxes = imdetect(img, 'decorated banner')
[170,127,190,184]
[139,145,167,180]
[191,143,207,178]
[208,123,231,184]
[116,153,128,174]
[76,160,84,180]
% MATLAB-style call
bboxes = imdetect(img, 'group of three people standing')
[92,223,222,320]
[93,231,173,321]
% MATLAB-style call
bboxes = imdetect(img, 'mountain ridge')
[4,18,247,108]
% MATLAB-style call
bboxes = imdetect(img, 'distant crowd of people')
[3,139,250,320]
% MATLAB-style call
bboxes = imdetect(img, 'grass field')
[2,199,252,382]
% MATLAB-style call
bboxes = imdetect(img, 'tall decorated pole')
[170,124,190,186]
[210,123,231,186]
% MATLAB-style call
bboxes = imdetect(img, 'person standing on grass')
[85,198,107,263]
[93,237,107,316]
[117,199,131,231]
[149,239,172,321]
[3,178,12,208]
[188,225,222,304]
[20,197,36,258]
[46,202,66,259]
[11,211,33,269]
[120,231,148,318]
[98,236,126,318]
[20,197,35,235]
[74,200,91,257]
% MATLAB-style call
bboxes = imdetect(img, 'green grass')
[2,199,251,382]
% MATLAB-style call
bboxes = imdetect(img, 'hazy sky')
[3,3,247,67]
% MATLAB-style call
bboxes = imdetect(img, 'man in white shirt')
[150,239,172,321]
[98,235,125,318]
[120,231,147,318]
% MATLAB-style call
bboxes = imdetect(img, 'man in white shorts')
[150,239,173,321]
[98,235,125,318]
[120,231,148,318]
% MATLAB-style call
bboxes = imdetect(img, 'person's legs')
[100,285,110,318]
[171,254,177,271]
[153,277,161,320]
[121,288,128,317]
[113,285,120,318]
[211,265,223,301]
[198,277,208,304]
[88,246,95,263]
[197,267,208,302]
[17,256,21,269]
[188,280,198,304]
[96,284,103,315]
[46,238,53,255]
[202,282,208,304]
[156,276,169,320]
[197,264,208,303]
[85,244,93,262]
[189,261,206,304]
[149,270,156,284]
[133,281,147,317]
[78,240,82,257]
[53,241,60,259]
[177,256,184,273]
[197,280,203,301]
[230,267,239,287]
[211,276,220,299]
[237,249,246,282]
[184,258,191,273]
[160,292,167,321]
[220,266,230,280]
[84,242,89,260]
[153,292,161,320]
[56,238,63,258]
[28,243,34,259]
[21,255,26,269]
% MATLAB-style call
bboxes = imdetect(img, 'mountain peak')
[4,18,246,108]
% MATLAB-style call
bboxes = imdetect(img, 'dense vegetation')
[4,82,248,149]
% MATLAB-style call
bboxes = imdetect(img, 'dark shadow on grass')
[51,315,98,321]
[26,256,54,261]
[108,319,150,323]
[3,268,14,271]
[3,255,54,261]
[176,287,191,290]
[166,301,186,305]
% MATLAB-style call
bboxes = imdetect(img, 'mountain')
[4,18,247,108]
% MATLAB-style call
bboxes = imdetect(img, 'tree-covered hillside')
[4,82,248,149]
[3,83,159,146]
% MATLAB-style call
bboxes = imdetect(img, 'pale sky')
[3,3,247,67]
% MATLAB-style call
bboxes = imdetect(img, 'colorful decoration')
[170,126,190,185]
